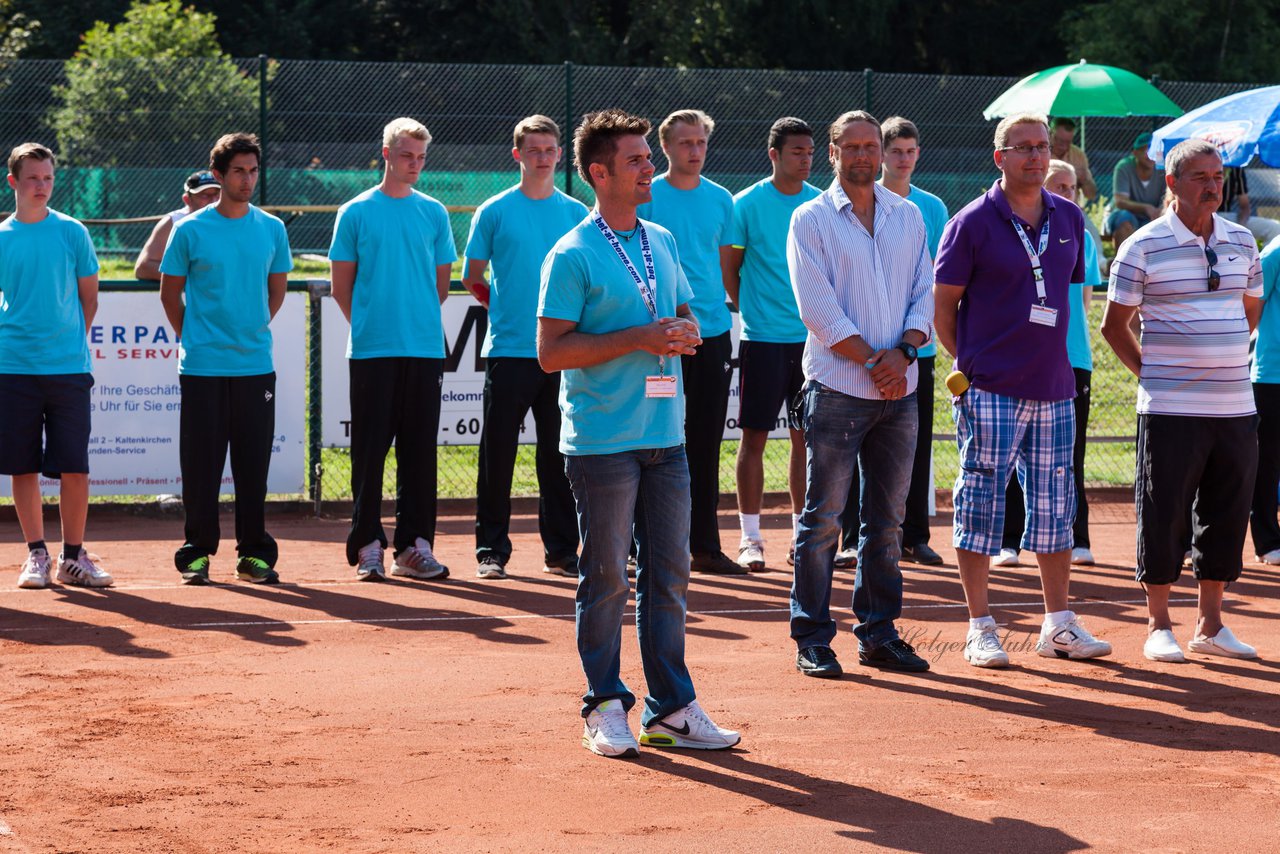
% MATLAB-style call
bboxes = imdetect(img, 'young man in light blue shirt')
[464,115,585,581]
[724,117,820,571]
[2,143,113,590]
[1250,234,1280,564]
[330,118,456,582]
[637,109,739,575]
[161,132,292,585]
[539,109,739,759]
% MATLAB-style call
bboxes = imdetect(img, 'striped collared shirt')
[787,180,934,400]
[1109,209,1263,416]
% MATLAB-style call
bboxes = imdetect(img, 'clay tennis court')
[2,491,1278,852]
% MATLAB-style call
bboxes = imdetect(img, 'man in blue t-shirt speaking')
[161,132,292,586]
[538,108,739,760]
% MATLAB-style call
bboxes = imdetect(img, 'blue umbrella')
[1150,85,1280,167]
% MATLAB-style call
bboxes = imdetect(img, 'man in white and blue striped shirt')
[786,110,934,677]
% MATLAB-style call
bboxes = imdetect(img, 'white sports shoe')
[1257,549,1280,566]
[993,548,1020,567]
[582,699,639,758]
[964,621,1010,668]
[1144,629,1185,662]
[391,537,448,579]
[17,548,52,589]
[1187,626,1257,659]
[55,548,114,588]
[1070,547,1096,566]
[355,540,385,581]
[640,700,741,750]
[737,538,765,571]
[1037,616,1111,660]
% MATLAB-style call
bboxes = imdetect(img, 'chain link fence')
[3,57,1271,499]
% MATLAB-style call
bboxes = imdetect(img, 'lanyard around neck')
[593,210,657,318]
[1010,216,1052,304]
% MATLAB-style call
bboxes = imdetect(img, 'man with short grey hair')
[1102,138,1263,662]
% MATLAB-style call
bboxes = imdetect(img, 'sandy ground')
[1,495,1278,852]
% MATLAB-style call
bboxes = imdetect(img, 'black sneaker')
[235,556,279,585]
[787,545,796,566]
[796,645,843,678]
[476,556,507,580]
[901,543,944,566]
[180,555,210,585]
[543,554,579,578]
[859,638,930,672]
[691,551,748,575]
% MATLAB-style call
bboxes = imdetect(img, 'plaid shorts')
[952,387,1076,556]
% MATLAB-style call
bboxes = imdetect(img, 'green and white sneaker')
[235,556,279,585]
[582,699,639,758]
[180,555,211,585]
[639,700,740,750]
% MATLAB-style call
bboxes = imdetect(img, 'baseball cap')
[1132,132,1153,150]
[184,170,220,194]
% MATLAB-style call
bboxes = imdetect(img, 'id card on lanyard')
[592,211,676,398]
[1011,217,1058,328]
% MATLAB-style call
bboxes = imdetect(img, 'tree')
[49,0,259,165]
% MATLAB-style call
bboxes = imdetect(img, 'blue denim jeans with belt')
[790,382,918,652]
[565,446,696,726]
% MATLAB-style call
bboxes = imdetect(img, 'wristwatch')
[896,342,918,364]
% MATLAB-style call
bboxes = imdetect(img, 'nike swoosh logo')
[1058,238,1071,244]
[1228,256,1239,262]
[657,720,691,735]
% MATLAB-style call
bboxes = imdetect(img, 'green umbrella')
[983,60,1183,148]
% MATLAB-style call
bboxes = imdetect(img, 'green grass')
[96,255,467,282]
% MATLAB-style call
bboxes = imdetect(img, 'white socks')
[791,514,801,539]
[1043,609,1074,630]
[970,616,998,631]
[739,513,761,543]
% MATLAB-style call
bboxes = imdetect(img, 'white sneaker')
[1144,629,1185,662]
[1187,626,1257,659]
[640,700,741,750]
[391,537,448,579]
[737,538,765,571]
[55,548,114,588]
[1037,616,1111,660]
[993,548,1020,567]
[355,540,385,581]
[1257,549,1280,566]
[1070,547,1096,566]
[17,548,52,589]
[964,621,1010,668]
[582,699,639,758]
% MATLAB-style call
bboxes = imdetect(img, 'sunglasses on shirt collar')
[1205,246,1220,292]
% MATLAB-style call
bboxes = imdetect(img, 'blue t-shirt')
[330,188,457,360]
[906,184,949,358]
[1067,230,1102,372]
[728,178,821,343]
[1253,238,1280,383]
[538,217,694,455]
[161,205,293,376]
[0,209,98,375]
[465,185,587,358]
[638,175,734,337]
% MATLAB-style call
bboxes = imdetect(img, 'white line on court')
[0,596,1198,634]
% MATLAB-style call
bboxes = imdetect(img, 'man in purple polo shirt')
[934,113,1111,668]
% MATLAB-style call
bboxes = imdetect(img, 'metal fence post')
[864,68,873,113]
[259,54,269,205]
[564,61,574,196]
[307,278,327,514]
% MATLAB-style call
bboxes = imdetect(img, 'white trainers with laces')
[640,700,741,750]
[1143,628,1185,662]
[391,537,448,579]
[18,548,52,589]
[737,538,765,571]
[964,620,1010,668]
[993,548,1020,567]
[582,699,639,758]
[55,548,114,588]
[355,540,385,581]
[1036,615,1111,660]
[1070,546,1096,566]
[1187,626,1257,659]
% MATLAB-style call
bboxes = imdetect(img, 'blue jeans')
[565,446,696,726]
[791,383,917,651]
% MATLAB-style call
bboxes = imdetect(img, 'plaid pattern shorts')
[952,387,1076,556]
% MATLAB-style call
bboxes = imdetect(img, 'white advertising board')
[0,292,306,497]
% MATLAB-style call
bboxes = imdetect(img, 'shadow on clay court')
[642,750,1086,852]
[0,604,168,658]
[867,669,1280,756]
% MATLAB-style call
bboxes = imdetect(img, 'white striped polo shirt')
[1108,209,1263,416]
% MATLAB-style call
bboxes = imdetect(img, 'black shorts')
[1135,413,1257,584]
[737,340,805,431]
[0,373,93,478]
